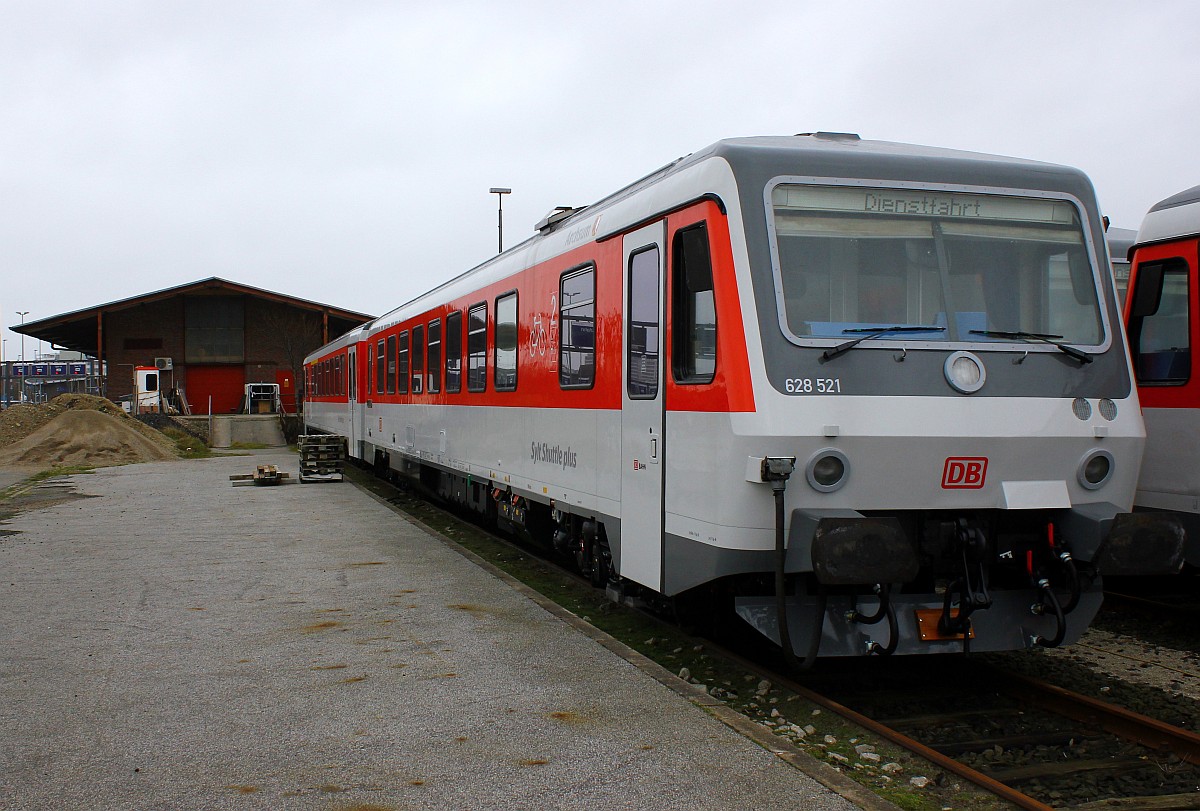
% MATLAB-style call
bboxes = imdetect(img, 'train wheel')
[575,536,593,581]
[589,538,608,587]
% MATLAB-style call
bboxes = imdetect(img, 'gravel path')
[1046,627,1200,702]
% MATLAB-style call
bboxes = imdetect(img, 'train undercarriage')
[370,449,1184,664]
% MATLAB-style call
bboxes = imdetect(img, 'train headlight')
[1098,398,1117,421]
[1077,450,1114,490]
[944,351,985,394]
[806,449,849,492]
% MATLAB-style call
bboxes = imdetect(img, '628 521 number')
[784,377,842,394]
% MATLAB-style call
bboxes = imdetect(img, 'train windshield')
[771,185,1104,347]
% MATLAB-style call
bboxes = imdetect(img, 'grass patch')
[161,427,212,458]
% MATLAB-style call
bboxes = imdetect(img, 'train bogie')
[305,134,1185,660]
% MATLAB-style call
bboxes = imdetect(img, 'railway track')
[355,464,1200,810]
[711,643,1200,810]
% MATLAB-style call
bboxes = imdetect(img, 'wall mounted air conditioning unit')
[154,357,173,371]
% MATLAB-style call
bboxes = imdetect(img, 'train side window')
[427,319,442,394]
[366,343,374,397]
[495,292,518,391]
[385,336,396,394]
[446,310,463,393]
[412,324,425,394]
[467,303,488,392]
[349,350,356,400]
[375,340,385,395]
[627,247,661,399]
[671,223,717,384]
[335,356,342,396]
[1129,258,1190,384]
[560,265,595,388]
[397,330,409,394]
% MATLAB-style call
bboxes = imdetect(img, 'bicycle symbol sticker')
[529,293,558,357]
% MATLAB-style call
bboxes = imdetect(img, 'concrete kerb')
[350,477,902,811]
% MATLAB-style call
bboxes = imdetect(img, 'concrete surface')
[0,466,37,493]
[0,450,867,810]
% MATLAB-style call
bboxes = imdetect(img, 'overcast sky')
[3,1,1197,360]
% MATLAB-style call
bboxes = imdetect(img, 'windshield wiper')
[969,329,1093,365]
[821,325,947,362]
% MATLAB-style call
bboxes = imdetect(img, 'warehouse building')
[14,278,372,415]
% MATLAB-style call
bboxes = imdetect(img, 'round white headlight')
[805,449,849,493]
[944,351,985,394]
[1078,449,1114,490]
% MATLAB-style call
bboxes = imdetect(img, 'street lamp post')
[14,312,28,405]
[16,311,28,362]
[489,187,511,253]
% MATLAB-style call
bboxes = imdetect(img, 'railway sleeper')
[980,755,1164,784]
[931,731,1089,757]
[1071,792,1200,810]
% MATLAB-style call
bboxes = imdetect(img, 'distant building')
[13,278,372,414]
[1,352,104,406]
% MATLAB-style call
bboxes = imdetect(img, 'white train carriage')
[1124,184,1200,568]
[306,134,1184,660]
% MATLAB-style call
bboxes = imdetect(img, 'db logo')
[942,457,988,489]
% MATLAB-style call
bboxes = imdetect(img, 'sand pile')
[0,408,179,469]
[0,394,180,471]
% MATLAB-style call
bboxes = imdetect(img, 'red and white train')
[1124,184,1200,568]
[305,134,1183,659]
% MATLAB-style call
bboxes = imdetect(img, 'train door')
[348,346,360,456]
[1126,238,1200,520]
[620,222,666,590]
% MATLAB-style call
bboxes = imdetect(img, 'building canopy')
[14,277,373,357]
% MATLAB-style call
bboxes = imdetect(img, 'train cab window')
[385,336,396,394]
[446,310,463,393]
[672,223,716,384]
[771,185,1104,348]
[376,340,385,395]
[467,303,488,392]
[412,324,425,394]
[560,266,595,388]
[428,319,442,394]
[495,292,518,391]
[628,247,661,398]
[1128,258,1190,384]
[397,331,410,394]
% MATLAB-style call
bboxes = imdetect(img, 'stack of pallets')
[298,434,347,483]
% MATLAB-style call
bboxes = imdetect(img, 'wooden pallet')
[298,434,347,483]
[229,464,291,486]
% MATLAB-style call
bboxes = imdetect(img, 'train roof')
[362,133,1094,335]
[1149,185,1200,213]
[1105,226,1137,263]
[1134,184,1200,250]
